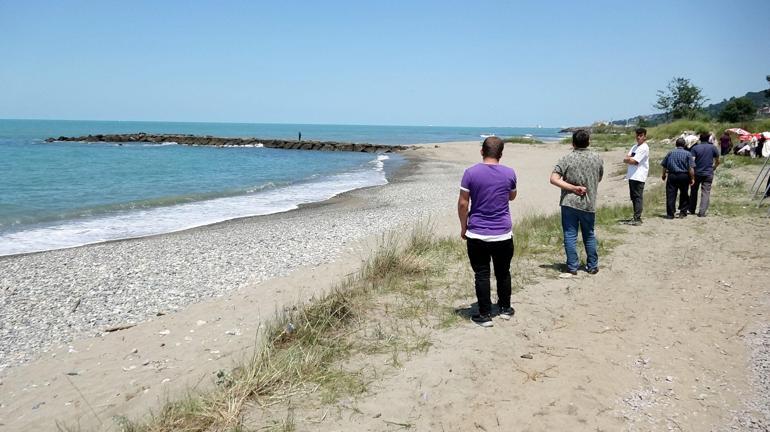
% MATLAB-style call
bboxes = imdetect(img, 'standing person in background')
[689,132,721,217]
[757,134,766,159]
[298,131,302,142]
[719,131,732,156]
[661,138,695,219]
[550,129,604,276]
[457,136,518,327]
[623,128,650,225]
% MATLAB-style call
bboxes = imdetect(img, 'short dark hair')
[572,129,590,148]
[635,127,647,136]
[699,132,710,142]
[675,137,686,147]
[481,136,504,159]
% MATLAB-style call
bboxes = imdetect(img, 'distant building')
[758,104,770,117]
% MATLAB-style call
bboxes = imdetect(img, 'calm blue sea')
[0,119,563,255]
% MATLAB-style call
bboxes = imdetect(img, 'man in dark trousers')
[689,132,720,217]
[623,128,650,225]
[661,138,695,219]
[457,136,518,327]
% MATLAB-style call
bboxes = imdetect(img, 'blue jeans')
[560,206,598,272]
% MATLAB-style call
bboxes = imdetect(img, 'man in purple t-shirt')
[457,136,518,327]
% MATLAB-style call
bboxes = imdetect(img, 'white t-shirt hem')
[465,230,512,242]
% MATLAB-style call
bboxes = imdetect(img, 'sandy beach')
[1,141,768,431]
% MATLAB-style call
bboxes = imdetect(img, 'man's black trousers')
[466,237,514,316]
[665,172,690,217]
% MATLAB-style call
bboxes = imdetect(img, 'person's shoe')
[678,212,688,218]
[629,219,643,226]
[497,307,515,320]
[697,213,705,217]
[559,269,578,278]
[471,314,494,327]
[664,215,674,220]
[587,267,599,275]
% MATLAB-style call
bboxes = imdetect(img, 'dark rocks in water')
[559,126,592,133]
[45,134,412,153]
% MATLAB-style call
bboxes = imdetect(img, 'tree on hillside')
[718,97,756,122]
[654,77,708,120]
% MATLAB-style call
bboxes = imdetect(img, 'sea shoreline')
[0,152,413,259]
[0,144,454,369]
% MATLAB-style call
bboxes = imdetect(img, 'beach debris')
[32,401,45,410]
[65,371,79,376]
[161,378,171,384]
[103,323,136,333]
[286,323,296,334]
[521,353,534,360]
[225,329,241,336]
[70,297,81,313]
[158,329,171,336]
[122,365,137,372]
[131,348,139,354]
[195,320,207,326]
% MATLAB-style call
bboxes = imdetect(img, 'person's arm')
[599,159,604,182]
[660,155,668,181]
[458,190,470,240]
[509,174,518,201]
[625,144,648,166]
[713,147,720,170]
[623,155,639,165]
[688,166,695,186]
[550,172,587,196]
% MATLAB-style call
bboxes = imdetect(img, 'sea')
[0,119,563,256]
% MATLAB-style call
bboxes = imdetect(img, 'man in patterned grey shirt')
[549,129,604,275]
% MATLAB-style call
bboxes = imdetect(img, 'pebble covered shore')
[0,156,463,369]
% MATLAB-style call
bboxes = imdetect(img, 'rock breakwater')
[45,133,415,153]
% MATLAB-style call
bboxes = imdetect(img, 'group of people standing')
[457,129,721,326]
[660,132,720,219]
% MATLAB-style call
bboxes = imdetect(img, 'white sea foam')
[0,162,388,256]
[141,141,178,146]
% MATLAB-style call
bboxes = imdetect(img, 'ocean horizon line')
[0,117,561,131]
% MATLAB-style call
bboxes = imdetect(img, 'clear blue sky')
[1,0,769,127]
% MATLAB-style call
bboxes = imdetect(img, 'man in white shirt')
[623,128,650,225]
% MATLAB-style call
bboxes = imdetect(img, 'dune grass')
[83,223,468,432]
